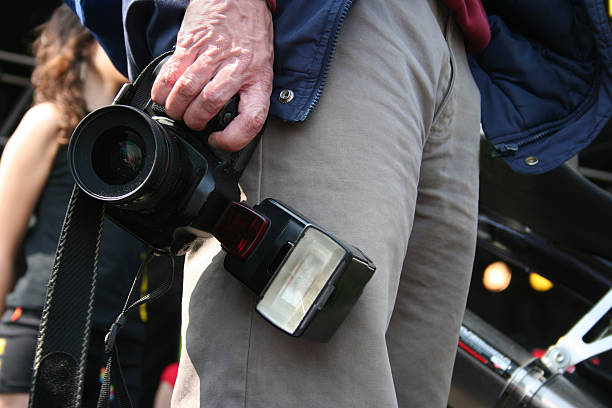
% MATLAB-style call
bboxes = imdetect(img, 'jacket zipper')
[304,0,354,119]
[492,128,556,158]
[492,60,603,158]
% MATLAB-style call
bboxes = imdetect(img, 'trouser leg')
[386,15,481,408]
[172,1,480,407]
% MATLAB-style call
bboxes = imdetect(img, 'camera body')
[68,56,240,254]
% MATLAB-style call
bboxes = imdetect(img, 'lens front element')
[91,127,145,185]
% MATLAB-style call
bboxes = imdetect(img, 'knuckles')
[201,88,227,111]
[243,107,268,134]
[151,72,178,104]
[175,72,204,99]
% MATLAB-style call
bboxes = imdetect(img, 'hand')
[151,0,274,152]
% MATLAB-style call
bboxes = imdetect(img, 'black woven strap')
[29,186,105,408]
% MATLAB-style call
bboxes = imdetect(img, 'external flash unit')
[213,199,375,342]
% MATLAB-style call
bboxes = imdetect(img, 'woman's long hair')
[30,4,94,142]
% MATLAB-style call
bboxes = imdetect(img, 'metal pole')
[0,50,35,67]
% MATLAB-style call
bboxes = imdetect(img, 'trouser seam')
[430,14,456,132]
[243,303,254,408]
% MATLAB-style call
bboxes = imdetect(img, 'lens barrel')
[68,105,185,209]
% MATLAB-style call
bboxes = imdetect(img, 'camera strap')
[29,185,175,408]
[29,186,105,408]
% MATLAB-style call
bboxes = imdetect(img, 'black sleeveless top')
[6,145,145,338]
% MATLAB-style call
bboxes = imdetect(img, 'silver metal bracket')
[541,288,612,373]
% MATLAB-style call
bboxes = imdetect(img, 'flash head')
[219,199,375,342]
[256,226,351,335]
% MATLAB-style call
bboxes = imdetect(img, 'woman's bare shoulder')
[22,102,62,127]
[13,102,63,142]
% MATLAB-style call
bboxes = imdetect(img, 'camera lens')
[91,127,145,185]
[69,105,192,208]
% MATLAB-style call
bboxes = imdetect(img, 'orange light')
[529,273,554,292]
[482,261,512,292]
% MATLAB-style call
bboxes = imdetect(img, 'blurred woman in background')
[0,5,145,407]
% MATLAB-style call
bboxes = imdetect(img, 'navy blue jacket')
[470,0,612,173]
[65,0,612,174]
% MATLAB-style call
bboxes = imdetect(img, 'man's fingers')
[207,111,266,151]
[182,64,243,130]
[151,48,197,109]
[166,55,227,119]
[208,88,269,151]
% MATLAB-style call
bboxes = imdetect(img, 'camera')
[68,55,241,254]
[67,52,376,342]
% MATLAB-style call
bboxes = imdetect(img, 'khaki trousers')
[173,0,481,406]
